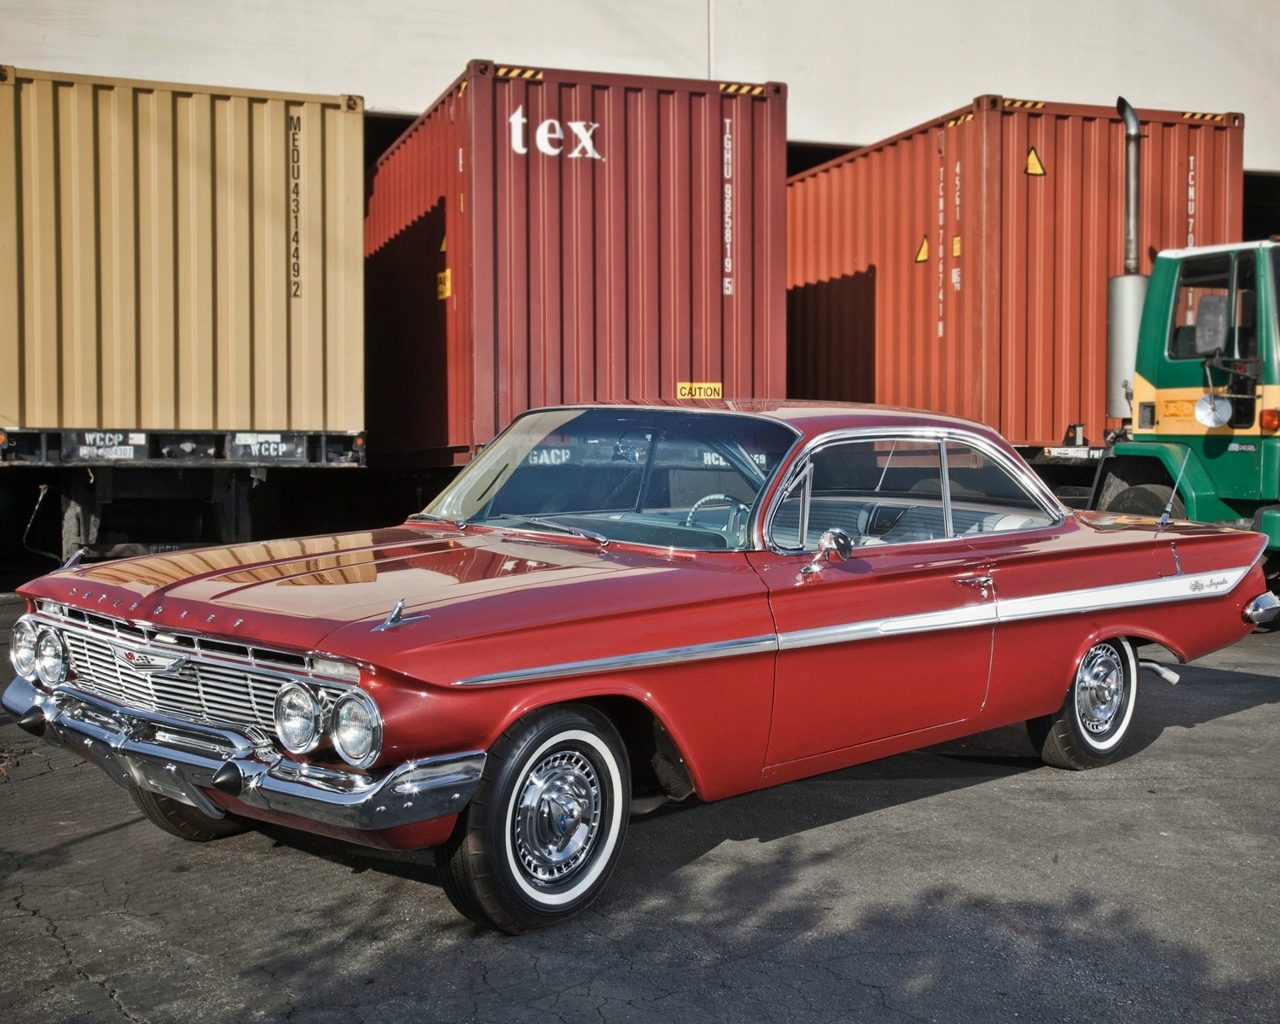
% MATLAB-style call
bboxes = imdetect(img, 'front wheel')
[130,788,251,841]
[437,705,631,933]
[1027,638,1138,770]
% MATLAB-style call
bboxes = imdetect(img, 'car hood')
[22,525,766,676]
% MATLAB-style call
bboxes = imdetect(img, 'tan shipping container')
[0,65,365,435]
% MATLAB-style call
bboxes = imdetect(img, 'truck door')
[1160,250,1264,501]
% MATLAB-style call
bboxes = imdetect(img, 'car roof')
[523,400,1002,446]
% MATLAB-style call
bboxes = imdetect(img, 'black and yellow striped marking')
[1182,111,1225,121]
[496,67,543,80]
[1004,99,1046,110]
[946,113,975,128]
[720,82,767,96]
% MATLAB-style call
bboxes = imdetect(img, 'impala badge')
[114,646,188,676]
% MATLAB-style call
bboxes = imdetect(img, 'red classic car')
[5,403,1277,932]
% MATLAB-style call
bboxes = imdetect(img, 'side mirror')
[1194,294,1229,356]
[801,528,854,575]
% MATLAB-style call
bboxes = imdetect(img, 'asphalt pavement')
[1,596,1277,1023]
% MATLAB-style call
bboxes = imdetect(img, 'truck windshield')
[422,408,799,551]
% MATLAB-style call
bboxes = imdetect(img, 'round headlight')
[273,683,324,754]
[11,618,38,678]
[332,691,381,767]
[34,629,69,686]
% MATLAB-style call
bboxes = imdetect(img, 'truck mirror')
[1194,294,1229,356]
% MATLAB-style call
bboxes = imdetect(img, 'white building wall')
[4,0,1279,170]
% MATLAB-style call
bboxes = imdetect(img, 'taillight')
[1261,408,1280,433]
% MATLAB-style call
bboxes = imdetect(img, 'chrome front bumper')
[2,675,485,831]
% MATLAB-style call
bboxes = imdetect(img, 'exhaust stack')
[1107,96,1149,420]
[1119,96,1142,276]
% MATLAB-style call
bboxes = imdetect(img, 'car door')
[748,433,997,767]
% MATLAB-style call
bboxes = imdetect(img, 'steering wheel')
[685,493,751,529]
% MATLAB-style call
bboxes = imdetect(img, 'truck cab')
[1093,240,1280,582]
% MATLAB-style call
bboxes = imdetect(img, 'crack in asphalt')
[16,887,151,1024]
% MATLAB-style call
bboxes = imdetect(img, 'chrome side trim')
[452,562,1259,686]
[778,602,998,651]
[996,565,1254,623]
[453,635,780,687]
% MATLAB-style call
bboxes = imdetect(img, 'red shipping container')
[366,60,788,466]
[787,95,1244,447]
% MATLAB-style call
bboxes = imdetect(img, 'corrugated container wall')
[787,95,1244,447]
[0,66,365,433]
[365,60,787,465]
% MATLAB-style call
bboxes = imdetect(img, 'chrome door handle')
[956,575,994,599]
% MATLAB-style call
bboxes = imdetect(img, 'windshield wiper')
[494,514,609,546]
[406,512,467,529]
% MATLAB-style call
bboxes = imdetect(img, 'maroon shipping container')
[787,95,1244,447]
[366,60,787,465]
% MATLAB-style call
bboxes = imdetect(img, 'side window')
[1168,252,1258,361]
[771,436,1056,550]
[772,438,947,550]
[945,442,1056,533]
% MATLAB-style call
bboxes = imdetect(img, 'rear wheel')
[130,788,250,841]
[1103,483,1184,519]
[1027,638,1138,770]
[437,705,630,933]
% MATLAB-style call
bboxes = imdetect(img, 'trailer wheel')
[1102,483,1184,519]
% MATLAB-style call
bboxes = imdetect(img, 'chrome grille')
[37,604,351,737]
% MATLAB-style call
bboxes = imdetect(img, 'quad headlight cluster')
[10,617,70,687]
[273,681,382,768]
[11,615,381,768]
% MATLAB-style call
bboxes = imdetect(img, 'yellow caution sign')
[437,269,451,300]
[914,236,929,263]
[677,382,723,399]
[1026,147,1046,176]
[952,236,962,258]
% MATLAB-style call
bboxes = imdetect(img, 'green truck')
[1092,238,1280,590]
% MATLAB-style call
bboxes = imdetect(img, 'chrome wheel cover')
[1075,644,1125,735]
[512,749,602,886]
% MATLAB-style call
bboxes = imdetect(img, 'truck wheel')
[1103,483,1184,519]
[436,705,630,933]
[1027,638,1138,770]
[130,788,251,841]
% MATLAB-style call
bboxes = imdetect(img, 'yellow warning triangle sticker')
[914,236,929,263]
[1026,147,1046,176]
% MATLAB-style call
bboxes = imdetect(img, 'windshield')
[423,408,799,551]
